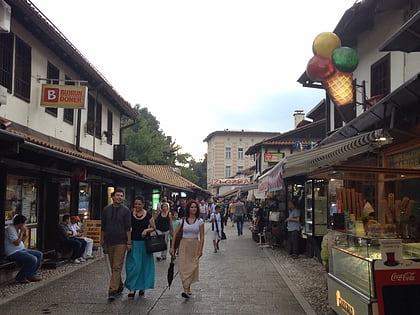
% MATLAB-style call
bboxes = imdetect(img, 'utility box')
[113,144,128,161]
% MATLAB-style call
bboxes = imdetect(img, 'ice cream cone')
[323,71,354,106]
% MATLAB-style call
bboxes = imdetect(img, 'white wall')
[0,18,123,160]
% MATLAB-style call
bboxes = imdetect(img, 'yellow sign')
[40,84,87,109]
[336,290,355,315]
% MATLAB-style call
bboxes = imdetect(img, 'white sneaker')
[79,258,86,262]
[72,258,81,264]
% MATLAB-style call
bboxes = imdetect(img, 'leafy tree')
[123,105,180,165]
[122,105,207,188]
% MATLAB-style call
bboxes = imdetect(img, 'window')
[225,166,231,177]
[225,147,231,159]
[45,62,59,116]
[95,102,102,138]
[238,166,243,173]
[14,37,31,102]
[87,95,95,135]
[371,54,390,97]
[107,110,113,144]
[0,32,13,92]
[86,95,102,138]
[63,75,74,124]
[238,148,244,159]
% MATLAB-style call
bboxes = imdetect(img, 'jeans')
[8,249,43,280]
[288,230,299,256]
[61,238,85,259]
[236,215,244,235]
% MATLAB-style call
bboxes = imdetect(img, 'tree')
[123,105,181,165]
[181,155,207,188]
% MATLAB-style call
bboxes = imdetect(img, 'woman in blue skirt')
[125,196,156,298]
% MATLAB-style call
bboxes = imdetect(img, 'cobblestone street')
[0,222,321,315]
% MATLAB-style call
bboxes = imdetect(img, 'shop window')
[45,61,59,116]
[79,183,91,220]
[14,36,31,102]
[59,178,71,220]
[371,54,390,98]
[63,75,74,125]
[0,32,13,92]
[5,175,38,225]
[5,176,39,249]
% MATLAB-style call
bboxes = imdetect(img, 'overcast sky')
[31,0,357,160]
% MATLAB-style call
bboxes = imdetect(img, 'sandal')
[128,291,136,298]
[181,292,190,298]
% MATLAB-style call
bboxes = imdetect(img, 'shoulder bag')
[173,219,184,250]
[145,231,167,254]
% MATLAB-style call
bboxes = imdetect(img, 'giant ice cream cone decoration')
[323,71,353,106]
[306,32,359,122]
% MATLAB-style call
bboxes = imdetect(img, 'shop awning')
[283,129,389,178]
[257,159,285,192]
[379,10,420,52]
[320,72,420,145]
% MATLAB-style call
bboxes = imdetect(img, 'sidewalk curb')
[0,257,100,306]
[264,248,317,315]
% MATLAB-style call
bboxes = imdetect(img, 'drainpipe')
[119,117,138,144]
[75,109,82,152]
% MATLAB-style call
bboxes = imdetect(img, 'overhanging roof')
[123,161,205,192]
[379,10,420,52]
[320,72,420,145]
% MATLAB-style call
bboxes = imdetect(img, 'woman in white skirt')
[169,200,204,298]
[209,205,222,253]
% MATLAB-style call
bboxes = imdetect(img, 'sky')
[31,0,358,161]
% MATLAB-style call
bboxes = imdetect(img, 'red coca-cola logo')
[390,272,416,282]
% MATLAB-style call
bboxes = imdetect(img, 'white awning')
[284,129,390,178]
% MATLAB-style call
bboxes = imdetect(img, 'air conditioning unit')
[113,144,128,161]
[0,0,11,33]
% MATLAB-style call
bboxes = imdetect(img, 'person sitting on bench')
[68,216,94,260]
[57,215,87,264]
[4,214,43,283]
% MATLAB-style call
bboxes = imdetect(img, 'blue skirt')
[125,240,155,291]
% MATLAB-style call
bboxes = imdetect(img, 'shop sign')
[211,178,252,186]
[264,152,284,162]
[72,166,87,181]
[335,290,355,315]
[40,84,88,109]
[388,147,420,169]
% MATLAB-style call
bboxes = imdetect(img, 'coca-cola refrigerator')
[328,231,420,315]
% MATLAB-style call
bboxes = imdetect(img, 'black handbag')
[145,234,167,253]
[221,231,227,240]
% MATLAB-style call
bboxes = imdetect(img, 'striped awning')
[283,129,390,178]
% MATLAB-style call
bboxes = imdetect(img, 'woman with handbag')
[125,196,156,298]
[169,200,204,298]
[154,202,172,261]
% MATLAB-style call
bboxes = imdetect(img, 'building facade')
[203,130,279,196]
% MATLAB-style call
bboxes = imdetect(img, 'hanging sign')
[40,84,88,109]
[211,178,253,186]
[264,153,284,162]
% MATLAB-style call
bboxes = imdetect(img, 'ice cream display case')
[304,179,328,236]
[328,231,420,315]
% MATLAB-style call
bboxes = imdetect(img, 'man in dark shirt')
[101,188,131,300]
[57,214,86,264]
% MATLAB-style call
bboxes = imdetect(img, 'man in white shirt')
[199,200,209,221]
[68,216,94,259]
[4,214,43,283]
